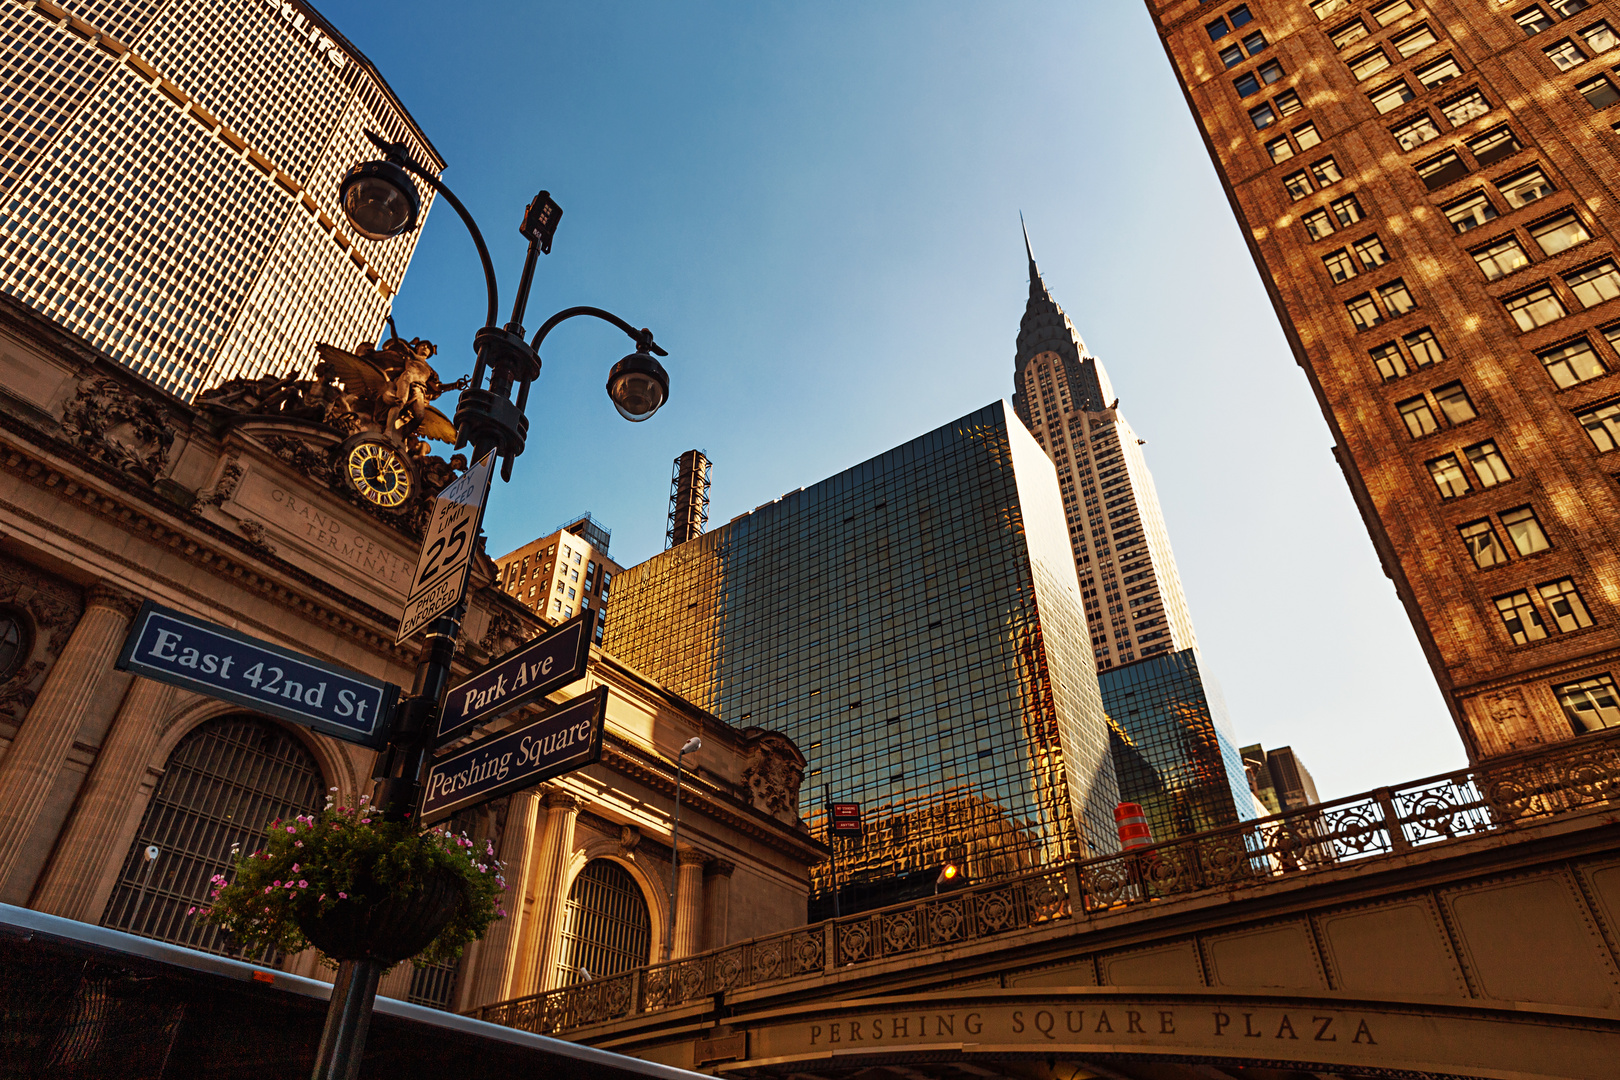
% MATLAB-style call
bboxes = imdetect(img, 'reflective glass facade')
[0,0,438,397]
[1099,648,1256,842]
[606,401,1121,900]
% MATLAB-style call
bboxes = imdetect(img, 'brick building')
[1146,0,1620,759]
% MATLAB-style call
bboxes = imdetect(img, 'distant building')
[0,0,439,396]
[604,401,1122,910]
[494,514,621,644]
[1242,743,1322,816]
[1146,1,1620,760]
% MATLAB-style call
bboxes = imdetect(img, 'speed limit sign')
[396,452,495,644]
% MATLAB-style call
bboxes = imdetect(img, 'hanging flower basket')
[197,792,507,968]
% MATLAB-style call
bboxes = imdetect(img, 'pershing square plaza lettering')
[419,687,607,825]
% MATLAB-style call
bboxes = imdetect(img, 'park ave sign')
[436,608,596,745]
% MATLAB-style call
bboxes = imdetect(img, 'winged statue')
[314,334,466,451]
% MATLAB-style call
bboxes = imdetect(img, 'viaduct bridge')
[473,731,1620,1080]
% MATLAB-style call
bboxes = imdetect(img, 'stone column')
[0,584,138,892]
[515,787,578,996]
[32,678,176,920]
[464,788,542,1007]
[671,849,706,959]
[703,859,735,954]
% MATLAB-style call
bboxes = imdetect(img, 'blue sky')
[324,1,1467,798]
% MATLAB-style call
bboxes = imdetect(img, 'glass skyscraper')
[605,401,1121,903]
[1099,647,1256,843]
[0,0,438,397]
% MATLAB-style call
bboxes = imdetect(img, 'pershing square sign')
[418,686,607,826]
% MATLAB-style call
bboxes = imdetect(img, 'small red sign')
[829,801,862,835]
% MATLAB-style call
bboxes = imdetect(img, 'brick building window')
[1266,135,1295,162]
[1371,342,1408,380]
[1540,578,1595,632]
[1285,171,1313,199]
[1499,167,1555,209]
[1550,0,1595,17]
[1370,79,1415,113]
[1398,394,1440,437]
[1504,284,1567,330]
[1392,113,1441,150]
[1472,235,1530,280]
[1460,520,1510,568]
[1349,47,1392,81]
[1434,381,1477,424]
[1495,590,1550,643]
[1371,0,1415,25]
[1577,400,1620,451]
[1330,19,1369,49]
[1466,440,1513,486]
[1331,194,1364,226]
[1346,293,1383,329]
[1378,278,1417,315]
[1417,151,1468,190]
[1427,454,1472,498]
[1546,38,1587,69]
[1303,208,1335,239]
[1393,23,1439,57]
[1578,74,1620,108]
[1356,234,1391,268]
[1312,0,1351,20]
[1502,506,1552,556]
[1443,191,1499,233]
[1555,674,1620,733]
[1405,327,1446,365]
[1530,212,1590,255]
[1441,89,1491,126]
[1220,44,1245,68]
[1469,127,1522,166]
[1583,21,1619,53]
[1312,157,1343,185]
[1416,56,1463,89]
[1324,248,1358,282]
[1516,8,1555,36]
[1249,101,1277,128]
[1294,121,1322,149]
[1565,260,1620,307]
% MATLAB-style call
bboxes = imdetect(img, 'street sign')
[436,607,596,746]
[397,451,496,644]
[116,602,398,749]
[419,686,607,826]
[830,801,863,836]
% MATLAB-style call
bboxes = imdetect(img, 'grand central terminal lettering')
[268,486,409,587]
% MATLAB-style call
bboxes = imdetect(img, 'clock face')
[345,441,412,508]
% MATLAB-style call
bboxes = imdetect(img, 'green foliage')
[197,792,506,968]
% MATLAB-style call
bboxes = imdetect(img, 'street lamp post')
[310,131,671,1080]
[664,735,701,961]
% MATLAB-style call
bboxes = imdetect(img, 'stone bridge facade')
[473,730,1620,1079]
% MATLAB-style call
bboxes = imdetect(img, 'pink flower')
[294,841,303,848]
[298,880,308,888]
[291,864,300,873]
[264,886,272,894]
[286,826,296,833]
[273,880,282,887]
[187,906,196,915]
[319,894,326,901]
[338,892,347,899]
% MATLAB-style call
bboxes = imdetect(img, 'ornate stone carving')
[740,730,806,824]
[480,607,528,656]
[618,824,641,855]
[544,787,581,812]
[258,434,333,483]
[84,582,142,619]
[0,555,83,723]
[195,456,244,508]
[59,377,175,482]
[238,520,276,556]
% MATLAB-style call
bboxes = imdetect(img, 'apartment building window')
[1406,327,1447,366]
[1435,382,1478,424]
[1355,234,1391,268]
[1391,113,1441,150]
[1371,0,1415,25]
[1229,4,1254,28]
[1371,342,1409,380]
[1469,127,1522,166]
[1416,56,1463,89]
[1578,75,1620,108]
[1393,23,1439,57]
[1495,590,1549,643]
[1444,191,1499,233]
[1502,506,1552,555]
[1530,212,1591,255]
[1311,0,1351,20]
[1330,19,1369,49]
[1266,135,1295,162]
[1249,102,1278,128]
[1472,235,1530,280]
[1541,578,1596,632]
[1303,208,1336,239]
[1546,38,1587,69]
[1312,157,1343,185]
[1428,454,1472,498]
[1398,394,1440,437]
[1555,674,1620,733]
[1275,89,1303,117]
[1243,30,1269,53]
[1370,79,1416,114]
[1498,167,1554,209]
[1379,278,1417,315]
[1220,43,1245,68]
[1285,171,1313,199]
[1331,194,1364,226]
[1516,7,1555,36]
[1504,284,1567,330]
[1349,48,1392,81]
[1347,293,1383,329]
[1466,440,1513,486]
[1207,15,1231,40]
[1294,121,1322,149]
[1583,21,1619,53]
[1460,520,1510,568]
[1577,400,1620,451]
[1565,260,1620,306]
[1324,248,1358,282]
[1417,150,1468,190]
[1540,339,1607,387]
[1551,0,1595,18]
[1441,89,1491,126]
[1235,65,1280,95]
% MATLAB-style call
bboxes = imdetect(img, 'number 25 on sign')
[397,452,496,644]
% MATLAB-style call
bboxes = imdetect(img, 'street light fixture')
[312,130,672,1080]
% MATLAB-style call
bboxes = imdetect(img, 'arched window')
[556,859,652,983]
[102,715,325,955]
[0,607,30,682]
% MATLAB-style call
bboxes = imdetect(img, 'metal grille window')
[408,962,460,1010]
[101,716,325,955]
[1556,674,1620,733]
[1577,401,1620,451]
[1540,578,1595,632]
[1565,261,1620,307]
[555,859,652,983]
[1460,521,1510,568]
[1495,591,1549,643]
[1502,506,1552,555]
[1473,236,1530,281]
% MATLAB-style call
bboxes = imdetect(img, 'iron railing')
[473,727,1620,1036]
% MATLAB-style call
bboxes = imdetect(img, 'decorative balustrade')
[473,728,1620,1036]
